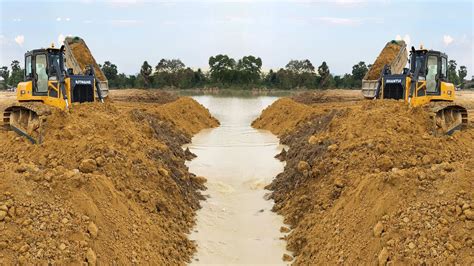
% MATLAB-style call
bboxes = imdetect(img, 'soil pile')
[251,98,323,136]
[110,89,179,104]
[0,97,218,264]
[254,98,474,264]
[291,90,363,105]
[366,41,404,80]
[67,37,106,81]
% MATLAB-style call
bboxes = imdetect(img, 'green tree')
[285,59,315,74]
[352,61,368,81]
[236,55,262,84]
[139,61,152,88]
[264,69,278,87]
[448,60,459,85]
[209,54,236,84]
[0,66,9,89]
[317,61,330,88]
[458,66,467,82]
[155,59,185,73]
[101,61,118,81]
[8,60,23,87]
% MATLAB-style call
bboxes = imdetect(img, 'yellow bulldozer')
[2,44,104,144]
[376,46,468,134]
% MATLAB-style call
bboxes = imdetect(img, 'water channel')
[184,96,288,264]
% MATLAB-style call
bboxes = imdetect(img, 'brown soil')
[67,38,106,81]
[109,89,179,104]
[291,90,363,105]
[253,96,474,264]
[0,94,218,264]
[366,41,404,80]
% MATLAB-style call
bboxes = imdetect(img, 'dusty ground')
[0,89,218,264]
[253,90,474,264]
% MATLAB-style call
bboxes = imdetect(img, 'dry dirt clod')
[191,176,207,185]
[282,253,293,262]
[378,247,389,266]
[87,222,99,239]
[373,221,384,237]
[86,248,97,266]
[464,209,474,220]
[297,161,310,173]
[0,210,6,221]
[327,144,338,151]
[334,178,345,188]
[79,159,97,173]
[138,190,151,203]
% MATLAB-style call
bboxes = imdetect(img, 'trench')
[184,96,288,264]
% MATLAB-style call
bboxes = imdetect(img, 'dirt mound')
[67,37,106,81]
[254,98,474,264]
[0,98,218,264]
[110,89,179,104]
[291,90,363,105]
[252,98,323,136]
[366,41,404,80]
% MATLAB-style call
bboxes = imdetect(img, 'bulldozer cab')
[409,48,448,97]
[24,47,66,97]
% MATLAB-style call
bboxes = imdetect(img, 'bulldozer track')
[3,102,53,144]
[426,102,468,135]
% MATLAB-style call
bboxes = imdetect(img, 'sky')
[0,0,473,77]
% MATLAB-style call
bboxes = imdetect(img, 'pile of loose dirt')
[366,41,404,80]
[291,90,363,105]
[110,89,179,104]
[254,98,474,264]
[0,97,218,264]
[67,37,106,81]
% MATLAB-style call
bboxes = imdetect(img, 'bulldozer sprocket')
[3,102,53,144]
[426,102,468,135]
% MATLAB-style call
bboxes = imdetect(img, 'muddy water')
[185,96,287,264]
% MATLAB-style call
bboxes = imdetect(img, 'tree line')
[0,56,471,90]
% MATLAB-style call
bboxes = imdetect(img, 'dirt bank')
[0,93,218,264]
[253,95,473,264]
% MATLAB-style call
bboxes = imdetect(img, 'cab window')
[35,54,48,93]
[25,56,32,79]
[441,57,447,80]
[426,55,438,93]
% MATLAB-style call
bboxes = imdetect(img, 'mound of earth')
[109,89,179,104]
[66,37,106,81]
[0,97,218,264]
[291,90,363,105]
[366,41,404,80]
[254,98,473,264]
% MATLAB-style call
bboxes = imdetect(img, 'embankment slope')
[254,95,473,265]
[0,92,218,264]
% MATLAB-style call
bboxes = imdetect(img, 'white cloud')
[334,0,368,7]
[0,35,7,46]
[83,20,93,24]
[56,17,62,22]
[443,35,454,46]
[107,0,141,8]
[65,17,70,21]
[316,16,380,26]
[14,35,24,46]
[109,19,142,26]
[13,18,22,22]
